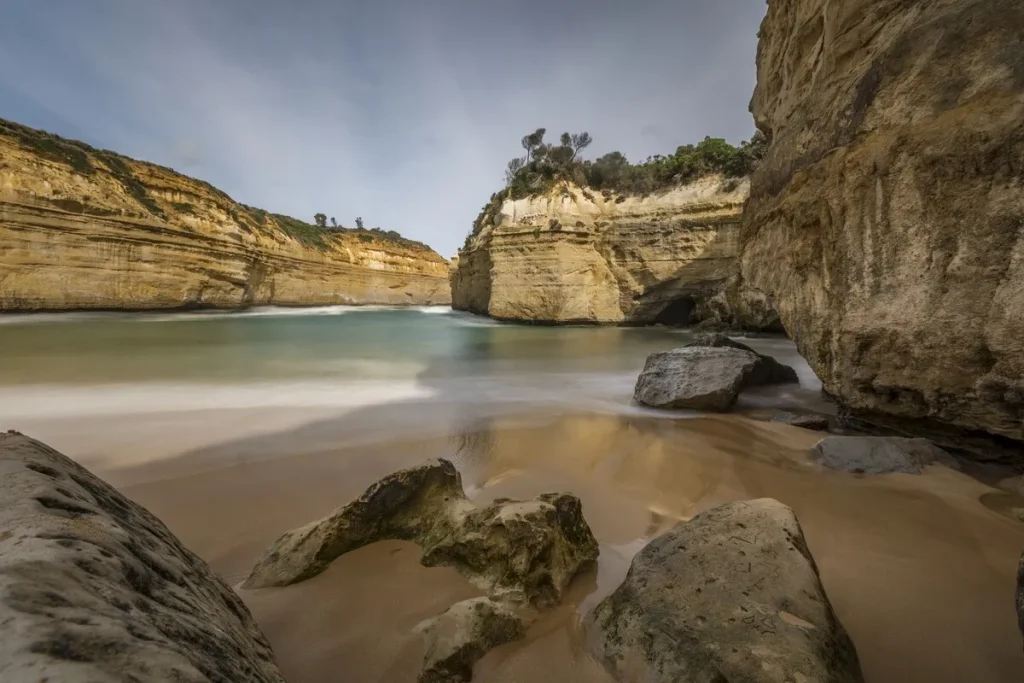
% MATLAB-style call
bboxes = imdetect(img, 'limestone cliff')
[738,0,1024,450]
[0,119,450,310]
[451,176,758,326]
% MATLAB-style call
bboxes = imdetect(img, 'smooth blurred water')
[0,306,824,420]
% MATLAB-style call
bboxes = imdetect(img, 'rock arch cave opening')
[653,297,696,327]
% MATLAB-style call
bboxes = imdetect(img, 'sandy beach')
[17,401,1024,683]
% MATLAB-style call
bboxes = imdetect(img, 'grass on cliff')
[1,117,434,253]
[270,213,433,253]
[465,129,767,248]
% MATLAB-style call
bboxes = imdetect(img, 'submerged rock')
[414,597,526,683]
[772,410,831,431]
[810,436,955,475]
[634,334,798,411]
[0,431,285,683]
[584,498,864,683]
[243,459,599,606]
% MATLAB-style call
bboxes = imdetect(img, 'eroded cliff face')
[0,120,450,310]
[451,176,760,326]
[740,0,1024,449]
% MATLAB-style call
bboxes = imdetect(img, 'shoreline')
[53,404,1023,683]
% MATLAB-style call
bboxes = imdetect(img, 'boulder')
[634,335,798,411]
[414,597,526,683]
[243,459,599,606]
[772,410,830,431]
[0,431,285,683]
[810,436,955,475]
[584,498,864,683]
[686,333,799,385]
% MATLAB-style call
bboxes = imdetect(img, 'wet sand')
[25,405,1024,683]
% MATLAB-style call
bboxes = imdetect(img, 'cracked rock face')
[584,498,864,683]
[243,459,599,606]
[634,334,798,411]
[738,0,1024,452]
[0,432,285,683]
[414,597,526,683]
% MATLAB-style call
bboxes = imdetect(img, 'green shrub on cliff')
[464,129,767,247]
[501,129,765,201]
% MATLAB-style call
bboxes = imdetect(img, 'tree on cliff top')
[501,129,764,200]
[313,213,327,228]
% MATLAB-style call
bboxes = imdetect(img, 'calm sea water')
[0,306,824,421]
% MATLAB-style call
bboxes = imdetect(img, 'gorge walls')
[451,176,768,327]
[0,120,450,311]
[739,0,1024,449]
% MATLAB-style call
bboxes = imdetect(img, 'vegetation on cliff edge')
[466,129,766,247]
[0,118,428,254]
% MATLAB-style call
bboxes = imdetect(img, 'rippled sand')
[32,405,1020,683]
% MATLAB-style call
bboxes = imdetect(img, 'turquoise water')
[0,306,822,420]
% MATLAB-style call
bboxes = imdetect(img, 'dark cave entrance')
[653,297,696,327]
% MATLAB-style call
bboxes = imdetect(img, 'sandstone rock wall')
[451,176,753,325]
[0,431,285,682]
[739,0,1024,449]
[0,120,450,310]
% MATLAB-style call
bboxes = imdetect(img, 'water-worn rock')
[772,410,830,431]
[0,431,285,683]
[414,597,526,683]
[584,498,864,683]
[634,335,798,411]
[810,436,954,475]
[451,177,762,327]
[244,459,598,605]
[0,118,450,310]
[737,0,1024,452]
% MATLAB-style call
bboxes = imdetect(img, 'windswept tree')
[570,132,592,160]
[505,157,525,186]
[355,216,364,229]
[330,216,337,228]
[521,128,546,164]
[313,213,327,228]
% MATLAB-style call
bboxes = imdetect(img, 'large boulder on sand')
[584,498,864,683]
[810,436,956,475]
[243,459,599,606]
[634,334,798,411]
[0,431,285,683]
[414,597,526,683]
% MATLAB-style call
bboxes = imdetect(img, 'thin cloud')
[0,0,766,257]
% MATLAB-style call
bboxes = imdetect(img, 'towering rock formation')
[0,119,450,310]
[451,176,763,326]
[739,0,1024,452]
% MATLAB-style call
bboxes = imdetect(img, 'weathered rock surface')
[0,118,450,310]
[243,459,599,606]
[810,436,955,475]
[414,597,526,683]
[0,431,285,682]
[451,177,772,327]
[1017,553,1024,644]
[634,335,798,411]
[585,498,864,683]
[737,0,1024,450]
[772,410,831,431]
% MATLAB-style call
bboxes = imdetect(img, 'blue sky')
[0,0,766,256]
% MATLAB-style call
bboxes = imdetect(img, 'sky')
[0,0,767,257]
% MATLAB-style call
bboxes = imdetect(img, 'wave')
[0,379,435,419]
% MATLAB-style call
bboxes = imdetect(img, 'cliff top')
[0,118,443,260]
[464,129,763,249]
